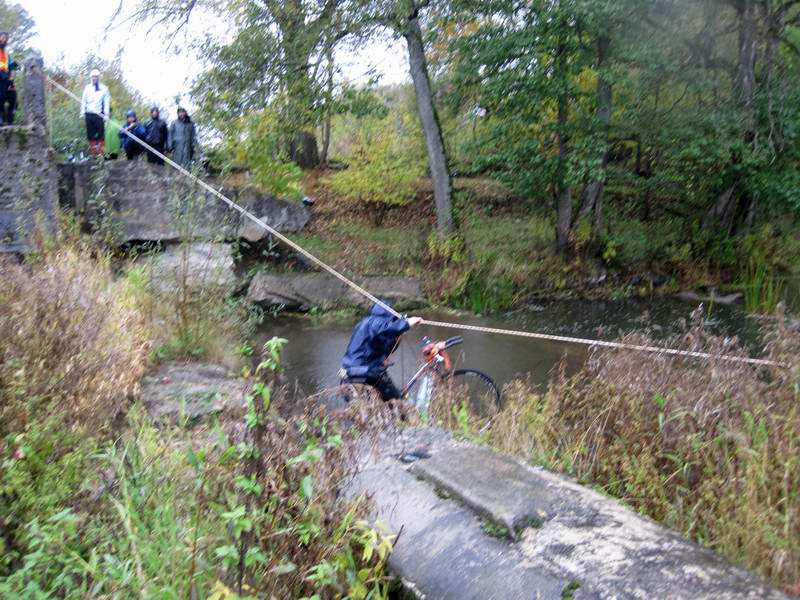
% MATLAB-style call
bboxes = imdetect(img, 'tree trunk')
[555,28,572,256]
[556,90,572,256]
[736,0,757,132]
[578,35,612,235]
[320,47,334,167]
[320,113,332,168]
[704,0,759,234]
[289,131,320,169]
[403,14,455,237]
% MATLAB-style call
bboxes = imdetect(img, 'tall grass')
[743,256,786,315]
[0,249,150,433]
[475,315,800,592]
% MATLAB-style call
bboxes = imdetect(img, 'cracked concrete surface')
[349,429,790,600]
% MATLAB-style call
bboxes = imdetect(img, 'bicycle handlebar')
[444,336,464,349]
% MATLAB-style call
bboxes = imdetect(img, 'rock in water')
[246,272,425,311]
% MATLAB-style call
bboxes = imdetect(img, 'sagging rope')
[45,74,789,370]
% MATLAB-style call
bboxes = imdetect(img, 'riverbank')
[290,170,800,314]
[0,244,395,598]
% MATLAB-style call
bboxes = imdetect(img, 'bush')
[0,248,149,581]
[323,114,426,209]
[222,109,304,199]
[0,250,149,433]
[481,315,800,591]
[0,332,396,597]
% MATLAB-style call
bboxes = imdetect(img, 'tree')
[702,0,800,232]
[0,1,36,50]
[366,0,456,236]
[126,0,360,169]
[447,0,598,255]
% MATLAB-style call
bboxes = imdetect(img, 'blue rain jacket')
[341,304,410,378]
[119,122,146,153]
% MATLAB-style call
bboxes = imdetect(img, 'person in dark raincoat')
[144,106,168,165]
[168,107,198,169]
[119,110,146,160]
[340,303,422,401]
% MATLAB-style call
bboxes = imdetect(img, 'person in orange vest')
[0,31,19,126]
[80,69,111,157]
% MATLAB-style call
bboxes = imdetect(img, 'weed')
[742,255,786,315]
[0,249,149,433]
[562,581,581,600]
[481,521,511,539]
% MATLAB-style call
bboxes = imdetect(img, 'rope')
[417,319,786,368]
[45,74,789,370]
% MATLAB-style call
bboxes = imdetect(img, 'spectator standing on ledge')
[104,103,121,159]
[144,106,168,165]
[119,110,146,161]
[80,69,110,157]
[168,107,198,169]
[0,31,19,125]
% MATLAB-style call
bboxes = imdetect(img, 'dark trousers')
[0,79,9,125]
[3,86,15,125]
[146,143,165,165]
[343,370,401,402]
[125,146,143,160]
[85,113,105,141]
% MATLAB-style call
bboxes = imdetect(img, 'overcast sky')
[21,0,409,111]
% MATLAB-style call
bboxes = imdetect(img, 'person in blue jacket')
[119,110,146,160]
[340,302,422,401]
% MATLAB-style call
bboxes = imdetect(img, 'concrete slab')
[394,436,790,600]
[410,444,562,538]
[140,363,247,423]
[350,459,570,600]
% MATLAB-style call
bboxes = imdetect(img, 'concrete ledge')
[247,272,426,311]
[350,452,569,599]
[410,444,557,538]
[351,430,790,600]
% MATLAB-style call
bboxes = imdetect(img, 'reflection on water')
[255,298,758,398]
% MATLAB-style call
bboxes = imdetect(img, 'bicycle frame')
[400,337,462,398]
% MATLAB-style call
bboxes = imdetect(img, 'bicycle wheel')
[446,369,500,418]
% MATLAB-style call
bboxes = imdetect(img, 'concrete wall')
[57,160,310,244]
[0,57,58,253]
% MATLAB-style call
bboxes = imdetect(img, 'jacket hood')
[369,302,395,318]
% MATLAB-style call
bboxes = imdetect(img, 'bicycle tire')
[447,368,500,416]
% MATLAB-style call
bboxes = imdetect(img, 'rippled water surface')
[255,298,758,398]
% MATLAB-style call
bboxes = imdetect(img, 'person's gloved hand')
[407,316,423,327]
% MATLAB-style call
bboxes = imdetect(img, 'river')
[254,298,760,398]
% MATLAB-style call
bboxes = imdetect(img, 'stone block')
[246,272,425,311]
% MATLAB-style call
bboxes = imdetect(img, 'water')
[255,299,758,398]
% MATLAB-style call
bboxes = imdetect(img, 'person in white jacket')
[80,69,110,157]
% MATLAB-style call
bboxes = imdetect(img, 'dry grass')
[0,250,150,434]
[481,311,800,593]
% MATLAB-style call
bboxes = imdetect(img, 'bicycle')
[341,335,500,419]
[402,335,500,418]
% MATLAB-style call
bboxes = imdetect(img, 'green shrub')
[224,109,304,199]
[323,114,426,208]
[452,269,517,313]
